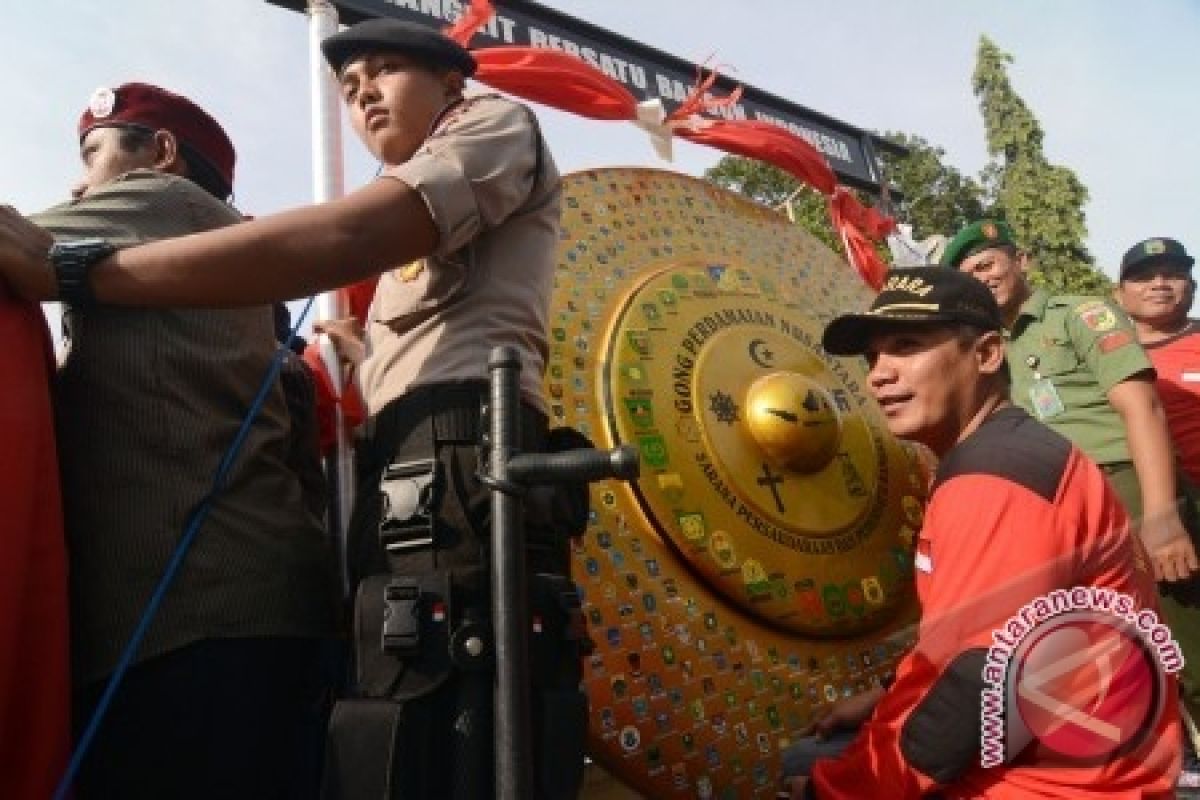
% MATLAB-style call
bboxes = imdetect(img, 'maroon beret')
[78,83,235,191]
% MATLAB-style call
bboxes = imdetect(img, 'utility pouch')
[356,571,454,702]
[529,573,592,689]
[378,459,442,555]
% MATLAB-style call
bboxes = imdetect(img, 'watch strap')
[50,240,115,307]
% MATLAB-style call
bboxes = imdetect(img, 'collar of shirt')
[1016,287,1052,323]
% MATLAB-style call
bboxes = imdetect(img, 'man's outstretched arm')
[0,177,437,307]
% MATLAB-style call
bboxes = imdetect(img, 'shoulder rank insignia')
[395,261,425,282]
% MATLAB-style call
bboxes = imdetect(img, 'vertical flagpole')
[307,0,353,591]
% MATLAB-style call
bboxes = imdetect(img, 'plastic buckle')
[382,577,421,655]
[378,459,439,553]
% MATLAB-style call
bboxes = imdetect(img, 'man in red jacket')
[786,266,1181,799]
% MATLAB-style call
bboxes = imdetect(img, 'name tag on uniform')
[1029,378,1065,419]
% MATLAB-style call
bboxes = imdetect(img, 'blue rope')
[54,297,316,800]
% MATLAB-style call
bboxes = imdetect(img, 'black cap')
[822,266,1004,356]
[1119,237,1194,280]
[321,19,477,76]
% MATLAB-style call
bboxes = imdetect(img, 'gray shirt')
[35,171,337,685]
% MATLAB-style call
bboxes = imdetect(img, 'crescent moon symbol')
[749,338,775,368]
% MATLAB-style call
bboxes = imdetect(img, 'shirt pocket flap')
[370,255,469,326]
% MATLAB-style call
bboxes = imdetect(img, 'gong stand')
[485,345,640,800]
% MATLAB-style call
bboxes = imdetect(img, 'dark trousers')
[74,636,329,800]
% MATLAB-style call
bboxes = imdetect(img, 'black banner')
[267,0,903,191]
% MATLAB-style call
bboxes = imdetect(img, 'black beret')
[322,18,477,76]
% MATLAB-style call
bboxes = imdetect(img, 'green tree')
[875,131,984,241]
[703,157,841,253]
[973,35,1108,293]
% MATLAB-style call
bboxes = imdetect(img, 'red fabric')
[1144,323,1200,486]
[0,287,70,799]
[302,343,365,456]
[473,48,639,121]
[830,187,897,241]
[343,278,377,325]
[813,423,1179,799]
[664,60,744,123]
[676,119,837,196]
[443,0,495,46]
[828,189,895,290]
[463,38,898,290]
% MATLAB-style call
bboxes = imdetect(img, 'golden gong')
[550,169,927,799]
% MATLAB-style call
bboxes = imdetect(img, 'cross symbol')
[757,463,786,513]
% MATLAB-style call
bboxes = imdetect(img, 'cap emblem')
[1145,239,1166,255]
[981,222,998,240]
[88,87,116,119]
[881,274,933,297]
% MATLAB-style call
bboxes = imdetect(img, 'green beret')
[940,219,1017,268]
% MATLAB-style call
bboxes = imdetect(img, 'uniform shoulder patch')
[1097,330,1134,353]
[1073,299,1117,332]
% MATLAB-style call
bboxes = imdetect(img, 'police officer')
[943,220,1200,719]
[0,18,582,800]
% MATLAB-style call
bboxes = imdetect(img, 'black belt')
[366,381,547,466]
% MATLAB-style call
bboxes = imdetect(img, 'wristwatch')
[49,238,115,307]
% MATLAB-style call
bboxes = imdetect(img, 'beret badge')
[88,87,117,119]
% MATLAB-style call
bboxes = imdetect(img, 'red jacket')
[810,408,1180,799]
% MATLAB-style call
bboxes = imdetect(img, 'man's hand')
[1141,508,1200,582]
[314,317,366,368]
[804,685,884,740]
[783,775,808,799]
[0,206,56,300]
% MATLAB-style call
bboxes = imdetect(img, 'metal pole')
[306,0,354,590]
[488,346,534,800]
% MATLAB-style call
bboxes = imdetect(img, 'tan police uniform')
[339,92,581,800]
[360,93,558,416]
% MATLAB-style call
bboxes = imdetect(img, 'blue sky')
[3,0,1197,291]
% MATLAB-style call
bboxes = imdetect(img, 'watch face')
[52,239,114,307]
